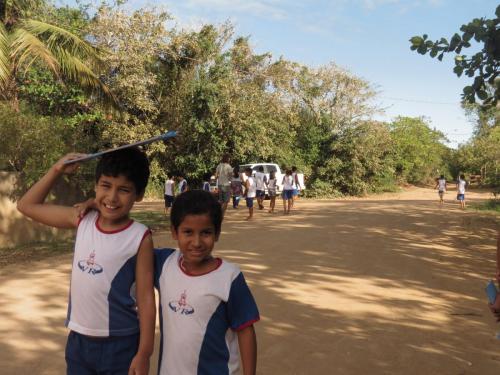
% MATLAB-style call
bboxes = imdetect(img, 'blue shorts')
[457,194,465,201]
[282,190,293,200]
[65,331,139,374]
[246,197,254,208]
[164,194,174,207]
[292,188,299,196]
[256,190,265,198]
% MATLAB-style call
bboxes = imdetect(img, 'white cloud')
[361,0,444,11]
[180,0,289,20]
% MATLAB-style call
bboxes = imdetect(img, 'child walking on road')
[165,173,175,215]
[154,190,259,375]
[267,170,277,213]
[231,167,243,209]
[282,169,294,214]
[244,167,257,220]
[435,174,446,205]
[17,148,155,375]
[456,174,467,209]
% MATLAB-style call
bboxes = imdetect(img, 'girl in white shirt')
[456,174,467,209]
[244,168,257,220]
[282,169,294,214]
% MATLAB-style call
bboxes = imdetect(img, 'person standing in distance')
[215,153,233,216]
[434,174,446,205]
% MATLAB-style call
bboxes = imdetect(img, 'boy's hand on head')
[73,198,96,219]
[53,153,88,175]
[128,353,150,375]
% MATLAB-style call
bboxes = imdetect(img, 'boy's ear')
[170,225,178,240]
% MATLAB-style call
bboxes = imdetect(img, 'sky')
[64,0,498,148]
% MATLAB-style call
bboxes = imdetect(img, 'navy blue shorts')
[164,194,174,207]
[256,190,265,198]
[282,190,293,200]
[65,331,139,374]
[457,194,465,201]
[246,197,254,208]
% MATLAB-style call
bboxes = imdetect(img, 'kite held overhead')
[63,131,177,165]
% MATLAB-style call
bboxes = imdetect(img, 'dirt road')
[1,187,498,374]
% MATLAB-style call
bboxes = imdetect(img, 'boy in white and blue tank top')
[154,190,259,375]
[17,148,155,375]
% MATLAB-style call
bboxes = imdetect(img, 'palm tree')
[0,0,115,110]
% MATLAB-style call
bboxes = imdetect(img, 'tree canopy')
[410,5,500,107]
[0,0,114,109]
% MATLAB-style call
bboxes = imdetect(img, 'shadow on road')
[0,192,498,374]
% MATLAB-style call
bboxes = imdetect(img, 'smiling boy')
[17,148,155,375]
[154,190,259,375]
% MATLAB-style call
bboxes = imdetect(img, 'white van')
[238,163,305,194]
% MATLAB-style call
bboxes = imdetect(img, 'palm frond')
[55,47,117,108]
[10,26,60,75]
[0,23,11,89]
[21,19,103,64]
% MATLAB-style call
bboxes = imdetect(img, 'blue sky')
[64,0,498,147]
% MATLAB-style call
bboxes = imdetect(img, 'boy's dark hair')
[440,175,445,179]
[460,174,465,180]
[233,167,240,178]
[258,166,264,172]
[245,167,252,174]
[171,190,223,236]
[95,147,150,195]
[292,166,297,172]
[203,172,212,181]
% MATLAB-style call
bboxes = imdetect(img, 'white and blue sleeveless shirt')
[66,210,150,336]
[154,249,260,375]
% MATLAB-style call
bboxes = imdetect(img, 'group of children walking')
[434,174,468,209]
[224,165,302,220]
[17,148,259,375]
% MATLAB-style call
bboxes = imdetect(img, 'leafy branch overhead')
[409,5,500,107]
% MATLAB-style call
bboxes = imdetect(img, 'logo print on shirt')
[77,251,103,275]
[168,290,194,315]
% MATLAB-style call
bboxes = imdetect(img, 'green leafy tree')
[452,104,499,186]
[409,5,500,106]
[0,0,114,109]
[390,117,449,183]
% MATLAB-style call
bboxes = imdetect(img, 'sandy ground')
[0,187,499,375]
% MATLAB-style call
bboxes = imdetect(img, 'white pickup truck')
[238,163,305,194]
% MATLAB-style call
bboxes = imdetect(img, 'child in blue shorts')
[282,169,294,214]
[154,190,259,374]
[456,174,467,209]
[17,148,155,374]
[244,167,257,220]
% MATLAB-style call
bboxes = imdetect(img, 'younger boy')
[164,173,175,215]
[154,190,259,374]
[244,167,257,220]
[17,148,155,374]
